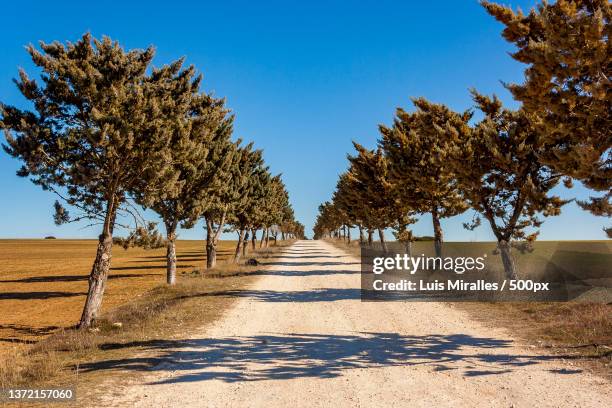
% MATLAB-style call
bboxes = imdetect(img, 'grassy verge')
[327,238,612,378]
[0,241,292,395]
[0,239,241,349]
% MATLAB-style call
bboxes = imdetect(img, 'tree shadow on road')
[260,268,360,277]
[79,332,577,383]
[260,261,360,267]
[189,288,362,302]
[207,269,360,278]
[276,255,345,259]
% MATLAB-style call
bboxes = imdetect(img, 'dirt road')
[101,240,610,407]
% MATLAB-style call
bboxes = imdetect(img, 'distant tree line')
[314,0,610,280]
[1,34,304,328]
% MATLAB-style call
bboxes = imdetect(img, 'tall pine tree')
[482,0,611,221]
[1,35,189,327]
[379,98,470,256]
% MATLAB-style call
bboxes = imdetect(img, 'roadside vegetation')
[316,0,610,377]
[0,240,291,391]
[314,0,610,279]
[327,238,611,377]
[0,34,305,331]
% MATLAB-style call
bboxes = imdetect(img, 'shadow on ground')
[1,273,163,284]
[0,291,87,300]
[186,288,362,302]
[78,332,577,383]
[205,268,360,278]
[260,261,360,267]
[0,324,61,344]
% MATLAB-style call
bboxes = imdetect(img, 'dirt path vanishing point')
[100,240,610,407]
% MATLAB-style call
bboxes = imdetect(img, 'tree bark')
[166,223,177,285]
[431,206,443,258]
[281,231,286,241]
[251,228,257,250]
[347,226,351,244]
[243,230,250,257]
[78,197,116,329]
[205,210,227,269]
[498,240,519,280]
[265,227,270,248]
[234,229,246,263]
[378,228,388,253]
[205,218,216,269]
[367,229,373,247]
[358,225,364,245]
[404,240,412,258]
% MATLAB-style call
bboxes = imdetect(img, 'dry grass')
[0,240,291,390]
[456,302,612,379]
[456,302,612,354]
[0,345,63,388]
[328,238,612,376]
[0,239,237,350]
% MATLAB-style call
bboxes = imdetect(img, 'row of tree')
[314,0,610,279]
[1,34,304,328]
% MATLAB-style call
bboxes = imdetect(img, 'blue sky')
[0,0,607,240]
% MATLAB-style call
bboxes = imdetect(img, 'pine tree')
[0,34,186,327]
[313,201,343,239]
[482,0,611,219]
[201,136,239,268]
[132,67,232,284]
[258,175,290,248]
[346,143,404,252]
[332,175,358,243]
[227,144,267,262]
[379,98,470,256]
[452,91,569,279]
[279,204,296,241]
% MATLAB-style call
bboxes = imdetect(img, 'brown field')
[0,239,238,352]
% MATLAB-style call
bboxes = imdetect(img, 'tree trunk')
[78,232,113,328]
[347,226,351,244]
[243,230,250,257]
[281,231,286,240]
[259,228,266,248]
[405,241,412,258]
[205,218,216,269]
[367,229,373,247]
[207,241,217,268]
[378,228,388,253]
[359,225,364,245]
[234,229,246,263]
[251,228,257,250]
[431,206,443,258]
[498,240,519,280]
[265,228,270,248]
[166,224,177,285]
[205,210,227,269]
[78,197,118,329]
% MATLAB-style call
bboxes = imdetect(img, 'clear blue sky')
[0,0,607,240]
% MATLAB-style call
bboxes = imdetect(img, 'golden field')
[0,239,237,351]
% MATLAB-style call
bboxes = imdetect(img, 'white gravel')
[101,240,611,407]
